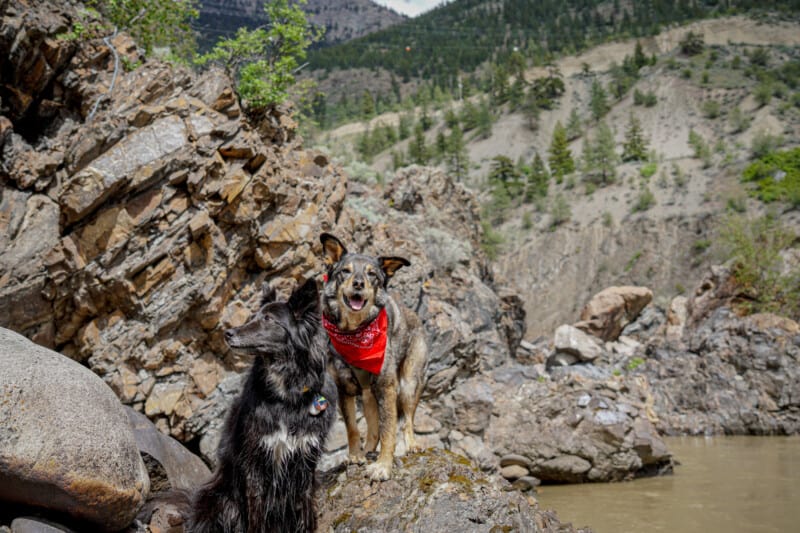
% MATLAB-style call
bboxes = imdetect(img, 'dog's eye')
[340,268,352,275]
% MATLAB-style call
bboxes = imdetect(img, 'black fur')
[188,279,337,533]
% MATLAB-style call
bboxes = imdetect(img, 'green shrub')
[718,214,799,318]
[480,220,505,260]
[633,89,657,107]
[632,186,656,213]
[196,0,321,110]
[640,162,658,178]
[626,357,645,371]
[742,147,800,205]
[89,0,198,58]
[549,194,571,229]
[702,99,721,119]
[750,131,785,160]
[754,82,773,107]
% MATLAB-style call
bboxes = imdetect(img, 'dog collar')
[322,308,388,375]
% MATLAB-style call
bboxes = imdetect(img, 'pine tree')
[565,108,583,140]
[590,78,610,121]
[360,89,375,120]
[408,123,429,165]
[435,130,447,160]
[445,124,469,181]
[622,113,649,162]
[634,40,648,70]
[523,87,540,130]
[525,152,549,201]
[583,121,618,185]
[548,121,575,182]
[477,98,493,139]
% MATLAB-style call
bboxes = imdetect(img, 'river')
[536,436,800,533]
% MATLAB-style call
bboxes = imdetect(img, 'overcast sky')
[374,0,444,17]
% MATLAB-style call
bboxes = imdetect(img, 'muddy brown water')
[537,436,800,533]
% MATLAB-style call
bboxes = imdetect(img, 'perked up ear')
[261,284,278,306]
[378,256,411,285]
[320,233,348,266]
[288,278,319,319]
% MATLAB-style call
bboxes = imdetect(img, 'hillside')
[313,14,800,337]
[196,0,406,49]
[307,0,800,101]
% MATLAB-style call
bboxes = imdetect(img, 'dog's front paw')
[348,453,367,465]
[366,461,392,481]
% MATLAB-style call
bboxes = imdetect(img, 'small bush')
[702,99,721,119]
[718,214,799,318]
[633,89,657,107]
[480,220,505,260]
[626,357,645,371]
[750,131,785,160]
[640,162,658,178]
[742,146,800,205]
[632,186,656,212]
[549,194,571,229]
[754,82,773,107]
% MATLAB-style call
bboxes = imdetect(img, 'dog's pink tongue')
[349,297,365,310]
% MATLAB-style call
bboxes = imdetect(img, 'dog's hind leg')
[363,387,381,453]
[341,393,365,464]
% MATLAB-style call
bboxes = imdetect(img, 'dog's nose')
[224,329,234,342]
[352,276,365,290]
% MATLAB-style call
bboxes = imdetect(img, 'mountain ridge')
[196,0,407,49]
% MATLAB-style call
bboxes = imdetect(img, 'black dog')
[188,279,336,533]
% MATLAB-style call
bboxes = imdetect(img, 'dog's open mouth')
[345,294,366,311]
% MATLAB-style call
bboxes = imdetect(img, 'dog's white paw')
[366,461,392,481]
[348,453,367,465]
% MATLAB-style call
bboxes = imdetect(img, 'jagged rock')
[553,324,604,362]
[575,286,654,342]
[0,328,149,530]
[317,449,586,532]
[485,363,673,483]
[643,309,800,435]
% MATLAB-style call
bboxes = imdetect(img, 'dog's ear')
[320,233,347,265]
[288,278,319,319]
[378,256,410,284]
[261,283,278,306]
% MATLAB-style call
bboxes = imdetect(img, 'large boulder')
[575,286,653,342]
[0,328,149,530]
[317,448,588,532]
[485,363,673,483]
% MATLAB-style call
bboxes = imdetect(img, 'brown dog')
[319,233,428,480]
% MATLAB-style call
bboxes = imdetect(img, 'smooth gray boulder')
[0,328,149,530]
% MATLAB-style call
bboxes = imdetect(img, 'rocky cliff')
[0,0,525,468]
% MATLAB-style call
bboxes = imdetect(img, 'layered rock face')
[0,0,522,468]
[2,0,341,446]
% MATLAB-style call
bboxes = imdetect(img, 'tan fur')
[320,234,428,481]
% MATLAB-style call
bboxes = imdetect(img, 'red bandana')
[322,308,388,375]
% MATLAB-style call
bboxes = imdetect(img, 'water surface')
[537,436,800,533]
